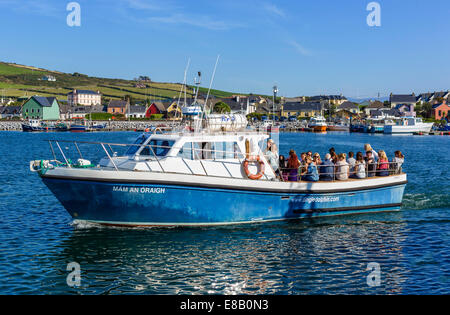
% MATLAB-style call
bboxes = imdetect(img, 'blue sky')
[0,0,449,98]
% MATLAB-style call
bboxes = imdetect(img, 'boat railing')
[279,161,404,182]
[43,139,274,181]
[42,139,403,183]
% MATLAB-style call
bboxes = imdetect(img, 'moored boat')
[70,124,87,132]
[22,119,44,132]
[22,119,58,132]
[384,117,433,134]
[308,116,327,132]
[327,123,349,132]
[55,122,69,131]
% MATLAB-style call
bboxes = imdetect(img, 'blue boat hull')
[70,125,87,132]
[42,177,406,226]
[22,124,44,132]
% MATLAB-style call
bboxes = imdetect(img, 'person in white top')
[354,151,366,179]
[335,153,349,180]
[392,150,404,174]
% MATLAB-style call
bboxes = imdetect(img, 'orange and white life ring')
[243,156,265,180]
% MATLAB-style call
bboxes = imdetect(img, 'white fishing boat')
[384,117,433,134]
[181,104,202,116]
[22,119,44,132]
[308,116,327,132]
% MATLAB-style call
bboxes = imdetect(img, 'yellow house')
[166,101,182,119]
[281,102,323,118]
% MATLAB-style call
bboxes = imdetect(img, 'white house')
[389,93,416,108]
[68,89,102,106]
[126,105,147,118]
[41,75,56,82]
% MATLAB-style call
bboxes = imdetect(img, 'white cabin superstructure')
[98,131,277,181]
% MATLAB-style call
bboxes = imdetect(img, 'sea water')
[0,131,448,294]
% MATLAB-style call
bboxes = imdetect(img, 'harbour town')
[1,0,449,299]
[0,63,449,135]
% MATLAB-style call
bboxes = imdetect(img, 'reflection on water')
[28,214,412,295]
[0,131,448,294]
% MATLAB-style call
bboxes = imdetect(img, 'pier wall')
[0,121,180,131]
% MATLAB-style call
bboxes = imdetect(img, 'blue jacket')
[320,159,334,180]
[304,164,319,182]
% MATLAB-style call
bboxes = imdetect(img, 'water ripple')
[0,131,448,294]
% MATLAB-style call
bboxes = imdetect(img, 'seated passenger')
[335,153,349,181]
[300,152,307,175]
[354,152,366,179]
[287,150,301,182]
[320,153,334,181]
[329,147,338,164]
[364,144,379,161]
[391,150,404,174]
[377,150,390,176]
[347,151,356,176]
[365,151,376,177]
[313,153,322,166]
[302,156,319,182]
[279,155,288,180]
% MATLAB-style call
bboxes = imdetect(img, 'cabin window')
[178,141,242,160]
[125,134,150,155]
[140,139,174,157]
[214,142,243,159]
[177,142,193,159]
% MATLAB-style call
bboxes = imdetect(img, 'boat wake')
[402,193,450,210]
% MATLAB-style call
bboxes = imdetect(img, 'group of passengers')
[265,142,404,182]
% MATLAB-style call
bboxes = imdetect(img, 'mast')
[176,58,190,120]
[196,55,220,131]
[272,85,278,122]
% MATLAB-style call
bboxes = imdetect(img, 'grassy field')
[0,61,247,103]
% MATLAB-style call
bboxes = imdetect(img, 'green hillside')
[0,62,245,103]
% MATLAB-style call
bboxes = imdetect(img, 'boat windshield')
[125,134,150,155]
[140,139,175,157]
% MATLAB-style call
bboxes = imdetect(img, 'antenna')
[273,84,278,122]
[193,71,202,104]
[196,55,220,131]
[176,58,191,120]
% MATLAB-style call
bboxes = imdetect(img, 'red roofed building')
[145,102,169,118]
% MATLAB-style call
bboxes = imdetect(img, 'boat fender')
[243,156,265,180]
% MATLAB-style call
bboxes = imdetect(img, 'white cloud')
[263,3,285,18]
[0,0,61,17]
[145,13,243,31]
[117,0,243,31]
[122,0,178,11]
[287,40,312,56]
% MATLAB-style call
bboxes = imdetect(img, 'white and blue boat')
[30,114,407,227]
